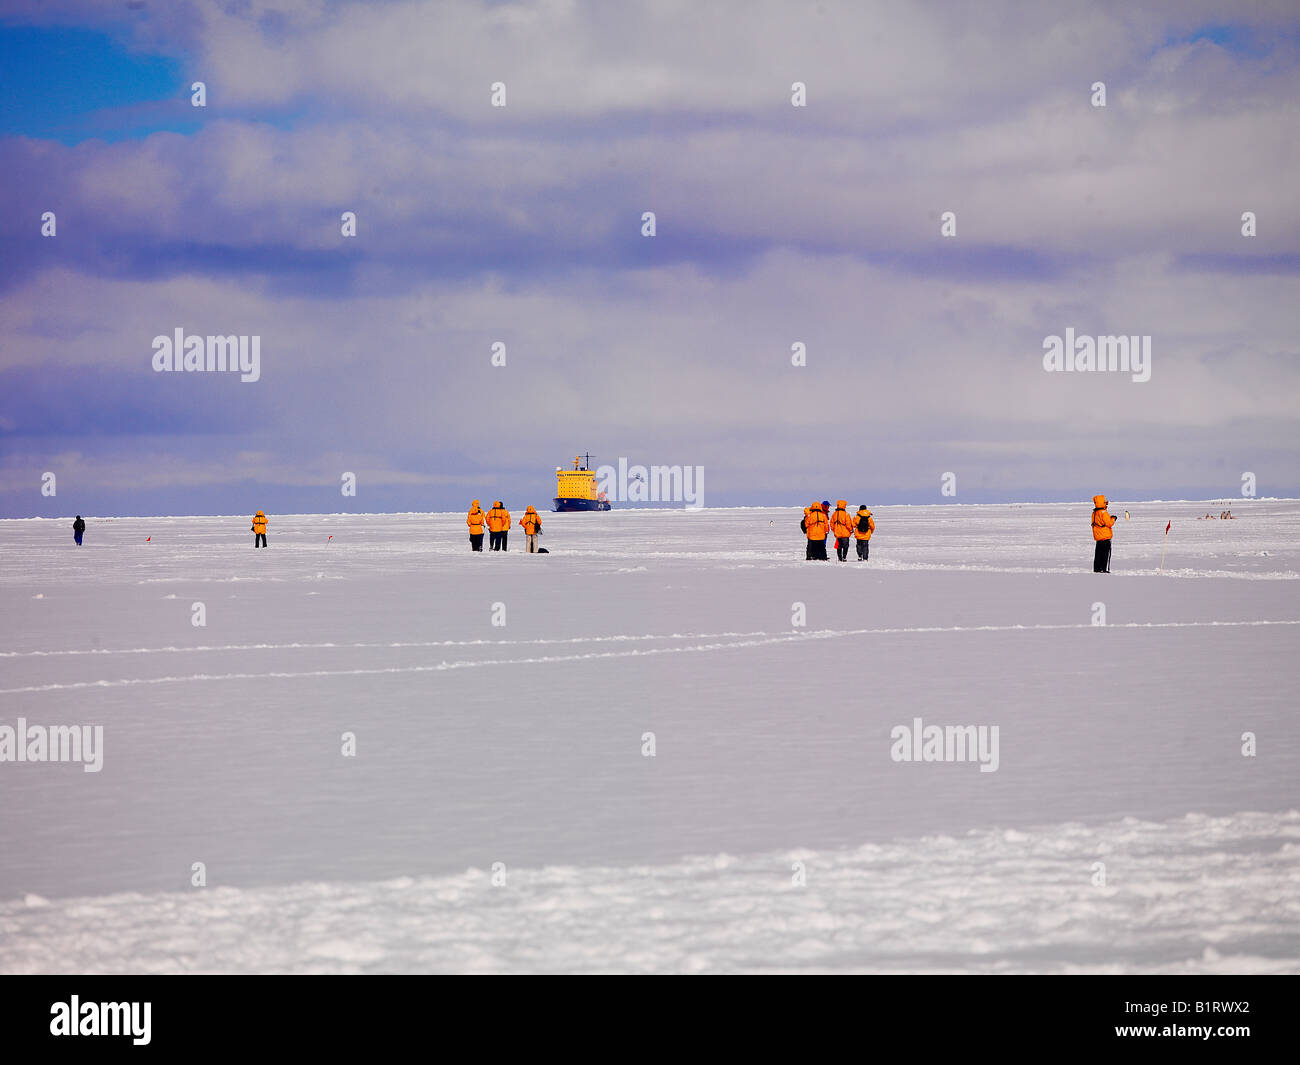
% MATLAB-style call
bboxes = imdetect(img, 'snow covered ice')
[1,501,1298,973]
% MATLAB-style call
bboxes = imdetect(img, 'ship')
[554,454,611,512]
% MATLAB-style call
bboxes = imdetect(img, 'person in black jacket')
[73,516,86,546]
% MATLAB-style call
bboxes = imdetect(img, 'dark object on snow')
[537,547,550,554]
[73,516,85,546]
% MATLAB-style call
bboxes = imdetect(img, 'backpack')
[857,514,870,533]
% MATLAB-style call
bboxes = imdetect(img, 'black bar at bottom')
[0,975,1290,1053]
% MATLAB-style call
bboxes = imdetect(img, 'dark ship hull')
[553,497,611,512]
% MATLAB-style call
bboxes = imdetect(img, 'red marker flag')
[1165,521,1171,535]
[1159,520,1171,573]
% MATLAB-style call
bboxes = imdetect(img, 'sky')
[1,0,1298,517]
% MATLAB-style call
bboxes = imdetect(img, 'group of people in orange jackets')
[802,500,875,561]
[241,506,545,553]
[466,500,544,552]
[244,496,1118,570]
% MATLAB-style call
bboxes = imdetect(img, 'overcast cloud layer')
[2,0,1298,516]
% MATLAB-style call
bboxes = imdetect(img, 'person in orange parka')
[467,500,487,551]
[829,500,855,561]
[854,505,875,561]
[251,510,269,548]
[1091,494,1116,572]
[801,501,829,560]
[486,500,511,551]
[519,505,542,553]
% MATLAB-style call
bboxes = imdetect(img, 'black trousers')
[807,538,828,560]
[1093,539,1111,572]
[835,537,850,560]
[74,531,83,545]
[470,533,484,551]
[856,538,869,560]
[489,530,502,550]
[499,531,508,552]
[254,533,267,548]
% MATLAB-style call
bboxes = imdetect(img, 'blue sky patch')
[0,24,189,143]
